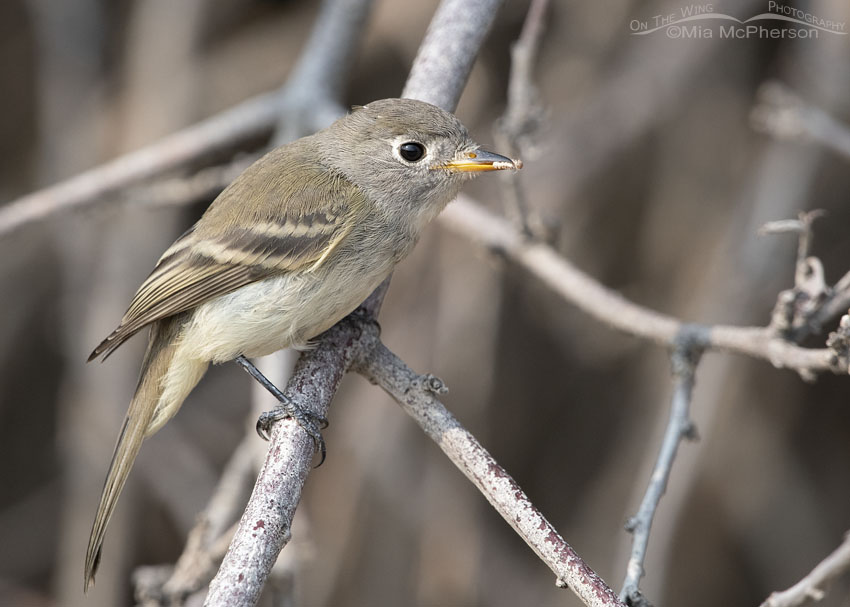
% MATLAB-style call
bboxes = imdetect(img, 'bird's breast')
[179,241,400,364]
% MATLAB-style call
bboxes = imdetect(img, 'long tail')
[84,315,207,592]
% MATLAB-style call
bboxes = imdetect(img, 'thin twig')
[751,81,850,161]
[270,0,373,144]
[355,341,625,607]
[807,270,850,335]
[760,531,850,607]
[494,0,548,234]
[500,0,547,143]
[162,437,257,600]
[619,330,703,605]
[439,196,843,376]
[0,91,282,236]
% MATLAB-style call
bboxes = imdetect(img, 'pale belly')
[179,261,390,364]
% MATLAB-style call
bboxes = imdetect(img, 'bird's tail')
[84,315,207,592]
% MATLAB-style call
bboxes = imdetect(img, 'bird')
[83,97,520,591]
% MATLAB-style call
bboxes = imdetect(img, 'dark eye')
[399,141,426,162]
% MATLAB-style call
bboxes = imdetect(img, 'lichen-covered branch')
[205,314,380,606]
[354,341,625,607]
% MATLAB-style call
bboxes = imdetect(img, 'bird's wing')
[89,153,362,361]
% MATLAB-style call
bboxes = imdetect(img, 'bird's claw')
[255,403,328,467]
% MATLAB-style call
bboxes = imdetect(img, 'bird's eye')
[399,142,426,162]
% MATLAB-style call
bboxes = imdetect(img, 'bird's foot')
[235,355,328,466]
[256,404,328,466]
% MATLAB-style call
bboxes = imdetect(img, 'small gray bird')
[84,98,520,590]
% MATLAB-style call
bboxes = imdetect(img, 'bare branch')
[205,314,380,606]
[439,196,843,376]
[0,91,282,236]
[497,0,547,149]
[760,531,850,607]
[808,272,850,335]
[494,0,549,236]
[619,332,702,605]
[402,0,505,109]
[751,82,850,161]
[123,156,255,212]
[355,341,625,607]
[271,0,374,144]
[160,437,257,600]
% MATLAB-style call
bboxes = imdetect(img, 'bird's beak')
[435,149,523,172]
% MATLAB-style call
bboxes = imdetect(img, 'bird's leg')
[235,355,328,466]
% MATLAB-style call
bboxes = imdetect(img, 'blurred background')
[2,0,850,605]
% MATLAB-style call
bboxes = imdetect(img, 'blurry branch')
[154,437,257,602]
[494,0,548,236]
[0,0,373,237]
[0,91,281,236]
[354,342,625,607]
[760,531,850,607]
[618,335,702,606]
[123,156,257,212]
[552,0,763,208]
[751,81,850,161]
[497,0,547,148]
[439,197,846,377]
[270,0,373,143]
[402,0,504,112]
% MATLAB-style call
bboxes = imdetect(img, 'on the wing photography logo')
[630,2,846,39]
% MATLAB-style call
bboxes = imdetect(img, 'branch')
[354,341,625,607]
[270,0,374,143]
[496,0,547,151]
[438,196,844,376]
[494,0,549,235]
[751,81,850,162]
[159,436,257,601]
[806,269,850,338]
[760,531,850,607]
[619,333,702,606]
[0,90,282,236]
[402,0,504,110]
[0,0,375,237]
[204,313,380,606]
